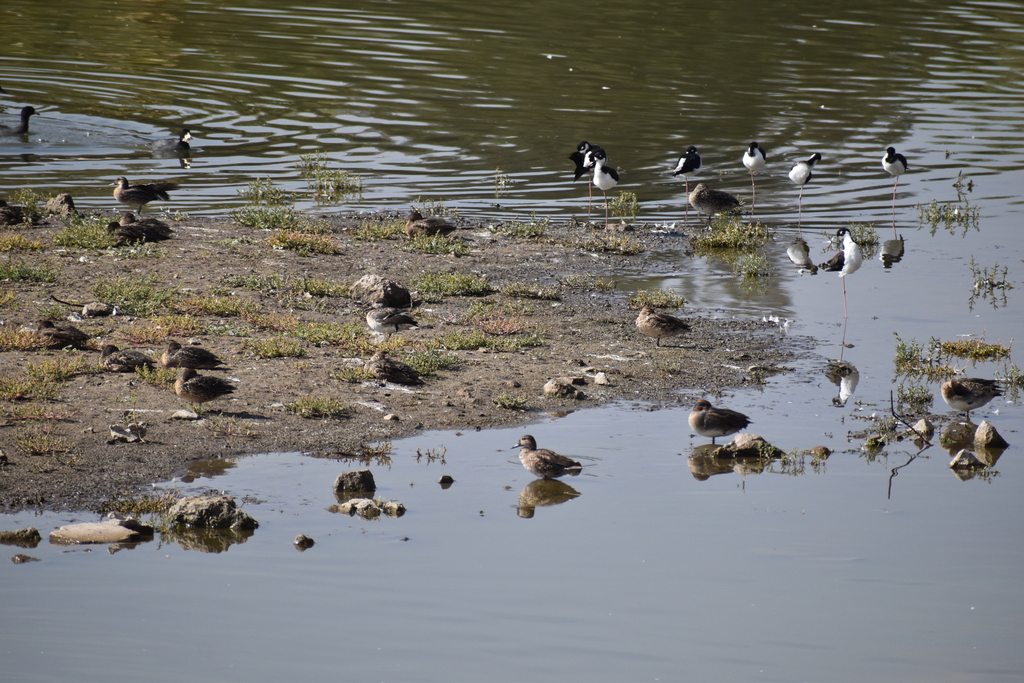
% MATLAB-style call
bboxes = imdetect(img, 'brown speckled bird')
[22,320,90,349]
[688,183,740,225]
[112,176,178,213]
[100,344,155,372]
[635,305,690,347]
[512,435,583,479]
[120,212,173,241]
[365,306,419,339]
[0,199,26,226]
[160,340,227,369]
[174,367,235,408]
[941,378,1002,418]
[364,351,423,385]
[405,210,457,238]
[688,399,751,444]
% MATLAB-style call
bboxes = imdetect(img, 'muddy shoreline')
[0,210,809,512]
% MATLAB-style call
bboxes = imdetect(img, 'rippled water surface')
[3,1,1024,680]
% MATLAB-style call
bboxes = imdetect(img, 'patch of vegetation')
[413,271,494,302]
[609,191,640,221]
[15,428,73,457]
[0,328,47,352]
[330,366,376,383]
[178,293,259,318]
[98,492,181,518]
[940,337,1010,361]
[135,366,177,390]
[244,337,306,359]
[8,189,48,223]
[556,274,616,292]
[501,281,560,300]
[232,205,300,230]
[267,229,341,255]
[237,177,290,205]
[0,258,58,283]
[400,233,470,256]
[25,354,97,383]
[294,322,373,354]
[204,415,259,439]
[52,214,116,249]
[895,381,934,415]
[919,172,980,237]
[351,218,405,241]
[968,257,1011,311]
[0,290,17,309]
[93,275,179,317]
[120,315,206,343]
[493,392,529,409]
[0,234,45,251]
[286,396,349,419]
[413,198,457,217]
[0,377,59,401]
[691,218,769,251]
[223,272,286,294]
[297,152,363,204]
[892,333,957,381]
[491,214,548,239]
[494,167,512,197]
[735,252,774,278]
[299,277,350,298]
[627,289,686,310]
[403,348,460,376]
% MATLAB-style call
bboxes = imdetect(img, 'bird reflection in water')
[825,359,859,407]
[516,479,581,518]
[879,235,905,268]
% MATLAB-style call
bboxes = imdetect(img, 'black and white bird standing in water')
[569,140,602,218]
[671,146,702,196]
[788,153,821,229]
[820,227,862,318]
[742,142,767,210]
[882,147,908,232]
[590,147,619,228]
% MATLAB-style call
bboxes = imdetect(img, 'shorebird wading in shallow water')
[688,399,752,444]
[882,146,908,233]
[788,152,821,229]
[688,183,740,226]
[635,305,690,347]
[672,146,702,196]
[569,140,602,218]
[590,147,619,228]
[512,435,583,479]
[941,377,1002,419]
[742,142,767,210]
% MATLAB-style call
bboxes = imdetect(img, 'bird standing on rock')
[941,378,1002,419]
[112,176,179,213]
[405,210,457,238]
[688,399,752,444]
[635,305,690,347]
[512,435,583,479]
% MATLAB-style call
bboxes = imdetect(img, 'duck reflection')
[826,359,859,406]
[879,235,905,268]
[516,479,581,518]
[686,443,778,481]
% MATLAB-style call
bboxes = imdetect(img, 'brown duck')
[405,210,457,238]
[160,340,227,369]
[23,320,90,349]
[112,176,178,213]
[512,435,583,479]
[363,351,423,385]
[100,344,155,372]
[635,305,690,347]
[174,367,235,407]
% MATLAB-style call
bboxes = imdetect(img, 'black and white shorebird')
[569,140,602,218]
[150,128,192,153]
[882,147,908,229]
[742,142,767,209]
[819,227,862,318]
[788,153,821,228]
[590,147,619,228]
[672,146,702,196]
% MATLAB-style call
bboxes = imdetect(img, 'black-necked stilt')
[0,106,36,136]
[820,227,862,318]
[688,183,740,226]
[788,152,821,229]
[590,147,619,228]
[512,435,583,479]
[672,146,701,196]
[688,399,752,444]
[940,378,1002,419]
[882,147,908,232]
[635,305,690,347]
[742,142,767,210]
[786,237,818,274]
[569,140,602,218]
[150,129,192,153]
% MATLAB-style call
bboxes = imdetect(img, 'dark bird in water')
[100,344,156,372]
[940,377,1002,419]
[174,367,236,408]
[512,435,583,479]
[405,210,457,238]
[0,106,36,136]
[635,305,690,347]
[688,399,752,444]
[365,306,419,339]
[160,340,227,369]
[150,128,192,152]
[22,320,90,349]
[688,183,740,225]
[363,351,423,385]
[112,176,179,213]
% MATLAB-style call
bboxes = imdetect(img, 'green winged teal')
[365,305,419,339]
[635,305,690,347]
[174,367,235,407]
[941,378,1002,418]
[100,344,155,372]
[364,351,423,385]
[689,399,751,444]
[160,340,226,369]
[112,176,178,213]
[512,435,583,479]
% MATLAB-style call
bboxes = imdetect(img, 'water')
[3,1,1024,680]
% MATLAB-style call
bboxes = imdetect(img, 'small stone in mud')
[594,372,610,385]
[974,421,1009,449]
[333,469,376,494]
[383,413,400,421]
[170,410,201,420]
[543,377,585,399]
[82,302,116,317]
[382,501,406,517]
[293,534,315,550]
[0,527,42,548]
